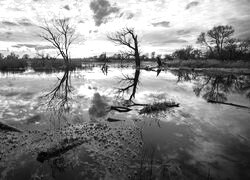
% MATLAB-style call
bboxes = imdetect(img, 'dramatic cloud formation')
[185,1,200,10]
[0,0,249,57]
[90,0,119,26]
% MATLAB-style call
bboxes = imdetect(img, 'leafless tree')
[197,25,234,59]
[107,27,141,68]
[39,18,76,67]
[197,32,214,55]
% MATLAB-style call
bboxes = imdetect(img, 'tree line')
[1,21,250,71]
[173,25,250,61]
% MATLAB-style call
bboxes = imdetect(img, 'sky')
[0,0,250,58]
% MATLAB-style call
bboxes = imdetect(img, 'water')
[0,64,250,180]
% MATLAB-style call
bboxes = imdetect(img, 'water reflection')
[117,69,140,101]
[172,69,250,103]
[45,67,72,113]
[1,65,250,180]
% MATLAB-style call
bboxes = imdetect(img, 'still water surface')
[0,64,250,180]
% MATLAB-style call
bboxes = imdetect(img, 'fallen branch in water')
[110,101,179,115]
[106,118,125,122]
[0,122,22,133]
[207,99,250,109]
[110,106,132,112]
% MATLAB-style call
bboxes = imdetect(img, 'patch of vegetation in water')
[139,101,179,115]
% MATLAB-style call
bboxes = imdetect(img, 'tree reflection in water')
[172,69,250,102]
[45,67,73,114]
[117,69,140,101]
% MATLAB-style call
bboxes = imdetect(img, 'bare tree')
[107,27,141,68]
[197,32,214,55]
[197,25,234,59]
[39,18,76,67]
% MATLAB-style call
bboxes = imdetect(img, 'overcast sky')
[0,0,250,58]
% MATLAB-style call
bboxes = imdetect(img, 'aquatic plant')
[139,101,179,115]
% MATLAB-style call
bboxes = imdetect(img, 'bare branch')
[39,18,77,66]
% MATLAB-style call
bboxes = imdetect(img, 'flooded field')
[1,64,250,180]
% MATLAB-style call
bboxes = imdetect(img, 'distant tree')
[164,54,174,61]
[197,25,234,59]
[151,52,155,60]
[22,54,29,60]
[0,53,4,60]
[39,18,77,67]
[173,46,195,60]
[191,49,202,59]
[238,39,250,54]
[6,52,19,60]
[98,53,107,61]
[224,38,237,60]
[107,27,141,67]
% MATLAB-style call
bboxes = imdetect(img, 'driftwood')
[207,99,250,109]
[0,122,22,133]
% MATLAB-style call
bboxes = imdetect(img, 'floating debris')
[139,101,179,114]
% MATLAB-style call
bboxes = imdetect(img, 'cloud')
[1,21,19,26]
[177,30,192,35]
[63,5,70,10]
[90,0,119,26]
[0,31,40,42]
[127,13,134,19]
[185,1,199,10]
[150,39,188,46]
[152,21,170,28]
[227,18,250,39]
[142,30,188,47]
[12,44,56,50]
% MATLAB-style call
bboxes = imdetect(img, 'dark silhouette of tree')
[156,56,162,67]
[239,39,250,54]
[107,27,141,67]
[0,53,4,60]
[197,25,234,59]
[45,67,72,113]
[172,46,201,60]
[22,54,29,60]
[39,18,76,67]
[224,38,237,60]
[6,52,19,60]
[151,51,156,60]
[117,69,140,101]
[197,32,214,56]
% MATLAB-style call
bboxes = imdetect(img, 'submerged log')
[207,99,250,109]
[0,122,22,133]
[37,138,87,163]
